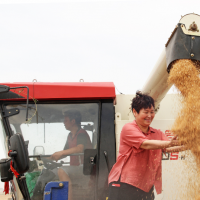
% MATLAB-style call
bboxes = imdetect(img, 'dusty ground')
[0,195,12,200]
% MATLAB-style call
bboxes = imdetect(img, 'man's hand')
[50,144,84,162]
[50,151,64,162]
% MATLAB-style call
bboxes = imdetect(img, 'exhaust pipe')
[141,50,171,111]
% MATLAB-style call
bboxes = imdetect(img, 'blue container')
[43,181,69,200]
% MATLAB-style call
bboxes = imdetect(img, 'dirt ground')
[0,195,12,200]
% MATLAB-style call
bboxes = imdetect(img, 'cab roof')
[0,82,116,100]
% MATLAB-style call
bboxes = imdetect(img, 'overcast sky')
[1,0,199,94]
[0,0,200,189]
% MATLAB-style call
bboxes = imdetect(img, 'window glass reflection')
[6,103,99,200]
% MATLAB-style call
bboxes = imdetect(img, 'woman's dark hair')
[63,109,82,125]
[131,91,155,113]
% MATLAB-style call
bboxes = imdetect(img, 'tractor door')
[1,99,116,200]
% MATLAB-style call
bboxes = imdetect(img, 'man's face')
[64,116,75,130]
[133,105,155,127]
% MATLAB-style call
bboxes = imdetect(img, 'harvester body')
[1,13,200,200]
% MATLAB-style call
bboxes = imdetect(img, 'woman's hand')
[169,135,180,147]
[165,145,186,152]
[50,151,64,162]
[140,136,181,150]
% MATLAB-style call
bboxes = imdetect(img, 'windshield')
[6,102,99,200]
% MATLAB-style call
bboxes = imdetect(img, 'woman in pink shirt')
[108,92,185,200]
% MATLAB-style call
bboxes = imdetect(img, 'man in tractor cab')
[50,109,92,200]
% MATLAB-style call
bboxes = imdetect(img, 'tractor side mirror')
[83,149,97,175]
[0,159,13,182]
[9,133,29,174]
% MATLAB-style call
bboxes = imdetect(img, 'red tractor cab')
[0,82,116,200]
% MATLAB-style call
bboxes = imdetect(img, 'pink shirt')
[108,120,169,194]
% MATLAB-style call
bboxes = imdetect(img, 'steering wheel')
[28,153,83,170]
[41,157,64,170]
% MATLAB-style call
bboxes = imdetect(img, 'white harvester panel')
[115,94,186,200]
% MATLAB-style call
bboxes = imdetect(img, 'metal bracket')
[0,158,11,164]
[181,24,200,36]
[0,85,10,93]
[3,108,20,118]
[8,151,17,157]
[90,157,95,165]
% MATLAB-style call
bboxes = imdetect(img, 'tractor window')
[6,102,99,200]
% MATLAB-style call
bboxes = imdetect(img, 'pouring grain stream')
[168,59,200,199]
